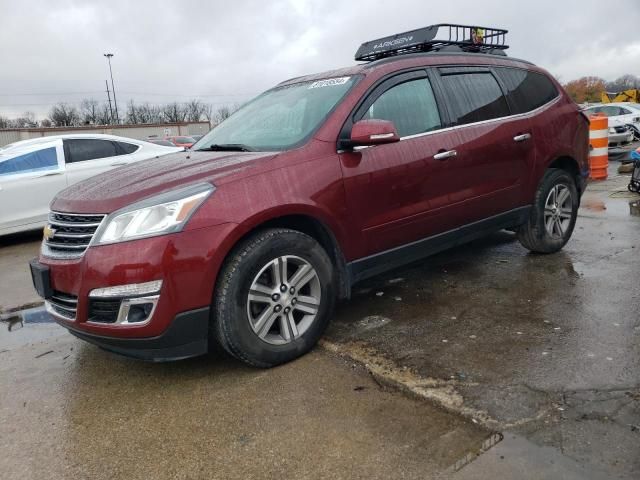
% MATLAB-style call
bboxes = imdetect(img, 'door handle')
[434,150,457,161]
[39,172,63,178]
[110,162,127,166]
[514,133,532,143]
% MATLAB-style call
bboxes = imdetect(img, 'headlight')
[608,127,616,134]
[93,183,214,245]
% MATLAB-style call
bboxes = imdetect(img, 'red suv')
[30,25,589,367]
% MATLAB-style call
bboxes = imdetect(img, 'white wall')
[0,122,211,147]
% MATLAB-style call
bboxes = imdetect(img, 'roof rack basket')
[355,24,509,62]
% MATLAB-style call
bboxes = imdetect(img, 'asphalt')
[0,323,489,480]
[326,166,640,478]
[1,163,639,479]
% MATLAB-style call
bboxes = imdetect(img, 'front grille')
[43,212,106,258]
[48,290,78,320]
[88,299,121,324]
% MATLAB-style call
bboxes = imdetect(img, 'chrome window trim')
[342,95,561,152]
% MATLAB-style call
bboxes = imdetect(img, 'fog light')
[88,281,162,326]
[125,303,155,323]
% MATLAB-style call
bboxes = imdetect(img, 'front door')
[339,71,464,257]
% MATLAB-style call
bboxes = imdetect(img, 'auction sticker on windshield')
[308,77,351,89]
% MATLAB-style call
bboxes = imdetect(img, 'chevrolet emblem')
[43,224,56,241]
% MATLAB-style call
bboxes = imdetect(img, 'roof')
[1,133,145,151]
[277,51,537,88]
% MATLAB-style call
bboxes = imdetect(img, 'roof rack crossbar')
[355,23,509,62]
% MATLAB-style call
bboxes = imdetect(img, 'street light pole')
[103,53,119,123]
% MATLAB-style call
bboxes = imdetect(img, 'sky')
[1,0,639,119]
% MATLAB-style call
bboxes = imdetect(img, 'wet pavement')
[0,322,489,480]
[1,165,639,479]
[0,230,41,312]
[327,168,640,478]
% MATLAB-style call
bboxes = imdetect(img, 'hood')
[52,150,278,213]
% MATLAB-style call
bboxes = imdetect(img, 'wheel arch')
[214,208,352,301]
[547,155,584,195]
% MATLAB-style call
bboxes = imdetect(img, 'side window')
[0,147,58,176]
[439,72,510,125]
[115,141,140,154]
[64,139,118,163]
[362,78,442,137]
[620,108,633,115]
[601,106,622,117]
[495,68,559,114]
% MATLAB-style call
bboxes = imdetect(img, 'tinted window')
[0,147,58,176]
[65,139,118,163]
[362,78,441,137]
[116,141,139,154]
[600,106,623,117]
[439,73,510,125]
[620,108,633,115]
[497,68,559,114]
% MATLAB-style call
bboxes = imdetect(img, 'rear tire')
[517,168,579,254]
[212,228,335,368]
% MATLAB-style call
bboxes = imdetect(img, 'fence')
[0,121,211,147]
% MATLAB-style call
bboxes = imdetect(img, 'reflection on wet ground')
[0,325,489,480]
[327,176,640,478]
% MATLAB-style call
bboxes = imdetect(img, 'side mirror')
[349,119,400,147]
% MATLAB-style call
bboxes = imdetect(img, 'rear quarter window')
[438,72,510,126]
[496,68,559,114]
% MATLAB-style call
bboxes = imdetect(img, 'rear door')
[434,67,535,220]
[63,138,131,186]
[0,141,67,233]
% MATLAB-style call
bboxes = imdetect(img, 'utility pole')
[103,53,119,123]
[105,80,114,124]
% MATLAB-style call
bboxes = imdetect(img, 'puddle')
[0,306,62,350]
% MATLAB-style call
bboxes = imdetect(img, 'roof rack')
[355,24,509,62]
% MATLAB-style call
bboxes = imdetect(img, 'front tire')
[212,228,335,368]
[517,168,579,254]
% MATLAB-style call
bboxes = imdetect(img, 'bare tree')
[80,98,101,124]
[40,118,52,128]
[161,102,186,123]
[135,102,160,124]
[185,99,206,122]
[214,105,236,124]
[49,103,80,127]
[8,111,38,128]
[96,104,112,125]
[605,74,640,92]
[0,115,10,128]
[126,100,140,124]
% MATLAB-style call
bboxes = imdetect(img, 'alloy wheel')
[246,255,321,345]
[544,184,573,239]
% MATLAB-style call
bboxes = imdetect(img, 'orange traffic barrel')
[589,114,608,180]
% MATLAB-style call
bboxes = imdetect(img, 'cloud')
[1,0,639,119]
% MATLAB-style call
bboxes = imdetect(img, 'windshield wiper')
[196,143,255,152]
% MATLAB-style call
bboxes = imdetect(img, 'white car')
[0,134,182,236]
[583,102,640,140]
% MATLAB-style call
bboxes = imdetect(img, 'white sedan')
[583,102,640,140]
[0,134,182,236]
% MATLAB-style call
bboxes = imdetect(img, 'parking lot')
[1,162,638,479]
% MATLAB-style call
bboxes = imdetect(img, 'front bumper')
[64,307,210,362]
[30,222,238,359]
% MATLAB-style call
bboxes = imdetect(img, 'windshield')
[194,76,358,152]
